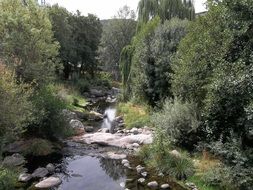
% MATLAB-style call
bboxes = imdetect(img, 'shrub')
[117,102,150,129]
[28,84,68,139]
[201,165,236,190]
[0,65,34,148]
[24,138,53,156]
[151,98,200,148]
[165,153,195,180]
[0,166,17,190]
[76,79,90,93]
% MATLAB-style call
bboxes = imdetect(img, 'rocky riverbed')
[2,88,190,190]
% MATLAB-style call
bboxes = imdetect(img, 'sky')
[46,0,207,20]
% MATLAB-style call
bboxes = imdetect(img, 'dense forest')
[0,0,252,190]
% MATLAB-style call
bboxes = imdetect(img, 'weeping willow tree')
[138,0,195,23]
[120,0,195,101]
[120,45,134,100]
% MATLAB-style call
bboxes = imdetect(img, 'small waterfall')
[101,107,116,133]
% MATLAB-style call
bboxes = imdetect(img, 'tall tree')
[0,0,59,84]
[98,5,137,80]
[137,0,195,24]
[47,4,73,79]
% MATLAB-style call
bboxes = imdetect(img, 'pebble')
[138,178,145,183]
[141,171,148,177]
[161,184,170,189]
[18,173,32,182]
[121,159,129,165]
[136,165,145,174]
[147,181,158,189]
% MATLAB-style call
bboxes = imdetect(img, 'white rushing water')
[102,107,116,132]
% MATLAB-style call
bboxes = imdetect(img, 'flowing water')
[101,107,117,132]
[23,98,186,190]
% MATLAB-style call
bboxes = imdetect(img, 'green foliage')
[165,153,195,180]
[0,0,59,84]
[172,0,253,142]
[48,5,102,79]
[99,5,136,81]
[139,132,194,180]
[117,102,150,129]
[120,45,134,100]
[0,65,34,144]
[201,165,236,190]
[151,99,200,148]
[24,138,53,156]
[28,84,68,139]
[188,175,219,190]
[137,0,195,24]
[128,17,161,103]
[0,166,17,190]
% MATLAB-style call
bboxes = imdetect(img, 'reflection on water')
[99,157,125,181]
[58,156,126,190]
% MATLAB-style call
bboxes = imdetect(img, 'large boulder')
[62,109,77,121]
[32,167,49,178]
[46,163,55,173]
[89,89,105,97]
[89,111,103,121]
[79,132,153,148]
[69,119,84,129]
[35,176,62,189]
[2,153,25,167]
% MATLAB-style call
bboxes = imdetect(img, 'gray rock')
[89,89,105,97]
[130,127,139,135]
[136,165,145,174]
[89,111,103,120]
[141,171,148,177]
[171,150,181,157]
[121,159,129,165]
[161,184,170,189]
[132,143,140,148]
[124,163,131,168]
[69,119,84,129]
[147,181,158,189]
[101,128,110,133]
[138,178,145,183]
[35,176,61,188]
[32,167,49,178]
[2,153,25,167]
[62,109,77,121]
[85,126,94,132]
[18,173,32,182]
[46,163,55,173]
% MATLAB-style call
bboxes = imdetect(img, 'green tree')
[172,0,253,144]
[99,5,136,80]
[137,0,195,24]
[47,4,73,79]
[0,0,59,85]
[130,18,188,105]
[0,64,34,150]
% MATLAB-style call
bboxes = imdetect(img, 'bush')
[76,79,90,93]
[139,130,194,180]
[201,164,236,190]
[28,84,68,139]
[0,65,34,149]
[151,99,200,148]
[117,102,150,129]
[198,139,253,190]
[24,138,53,156]
[0,167,17,190]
